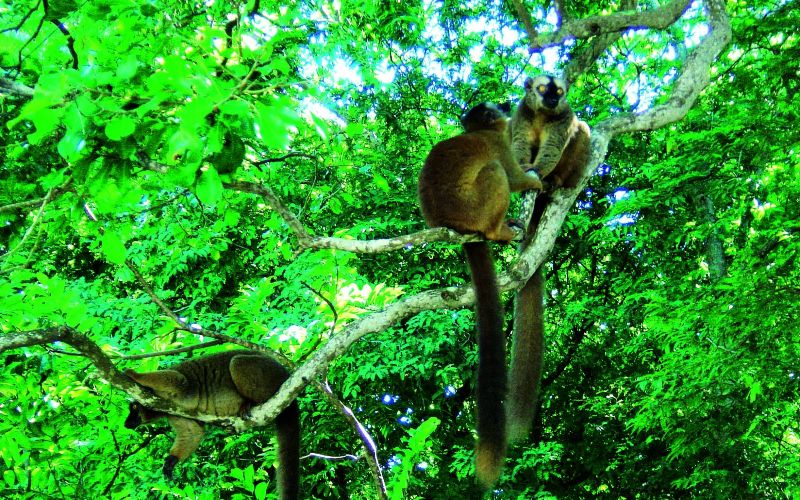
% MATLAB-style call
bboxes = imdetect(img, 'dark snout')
[543,97,560,109]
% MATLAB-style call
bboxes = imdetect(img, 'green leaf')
[373,171,390,193]
[747,380,762,402]
[44,0,78,20]
[389,417,441,499]
[105,116,136,140]
[3,468,14,487]
[116,55,140,81]
[346,122,365,139]
[219,100,252,118]
[224,210,241,227]
[195,167,223,205]
[178,99,217,125]
[254,482,267,500]
[57,130,86,162]
[167,127,203,167]
[328,197,343,215]
[101,231,127,265]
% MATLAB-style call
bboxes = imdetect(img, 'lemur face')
[524,75,567,111]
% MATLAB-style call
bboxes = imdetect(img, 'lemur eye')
[537,85,546,93]
[556,88,564,95]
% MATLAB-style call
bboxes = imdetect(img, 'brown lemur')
[418,102,543,488]
[124,350,300,500]
[507,74,591,442]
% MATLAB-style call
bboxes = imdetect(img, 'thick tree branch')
[0,77,35,98]
[512,0,539,45]
[302,228,482,253]
[525,0,691,52]
[564,0,637,85]
[595,0,731,136]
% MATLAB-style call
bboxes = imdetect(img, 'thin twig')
[0,185,55,269]
[302,453,359,462]
[511,0,538,45]
[302,281,388,498]
[120,340,224,360]
[82,202,266,354]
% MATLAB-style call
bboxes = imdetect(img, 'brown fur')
[511,75,590,189]
[419,103,542,242]
[507,75,591,442]
[508,235,546,442]
[125,350,300,500]
[418,103,541,488]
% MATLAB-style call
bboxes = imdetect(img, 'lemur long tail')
[507,265,545,442]
[275,400,301,500]
[463,241,507,489]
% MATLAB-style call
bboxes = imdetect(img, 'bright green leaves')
[195,167,223,205]
[372,170,390,193]
[0,272,93,331]
[55,101,88,162]
[228,464,273,500]
[178,98,218,127]
[116,54,140,81]
[105,116,136,141]
[7,73,72,144]
[166,130,205,191]
[741,372,763,403]
[254,98,301,150]
[218,99,251,119]
[387,418,441,499]
[101,230,127,265]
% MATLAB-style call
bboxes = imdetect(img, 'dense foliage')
[1,0,798,498]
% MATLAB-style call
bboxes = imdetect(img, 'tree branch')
[511,0,539,46]
[224,180,487,251]
[0,183,60,270]
[317,380,388,498]
[223,180,312,243]
[303,282,387,498]
[564,0,637,85]
[301,228,483,253]
[595,0,731,136]
[0,77,35,98]
[527,0,691,52]
[121,340,224,360]
[302,452,359,462]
